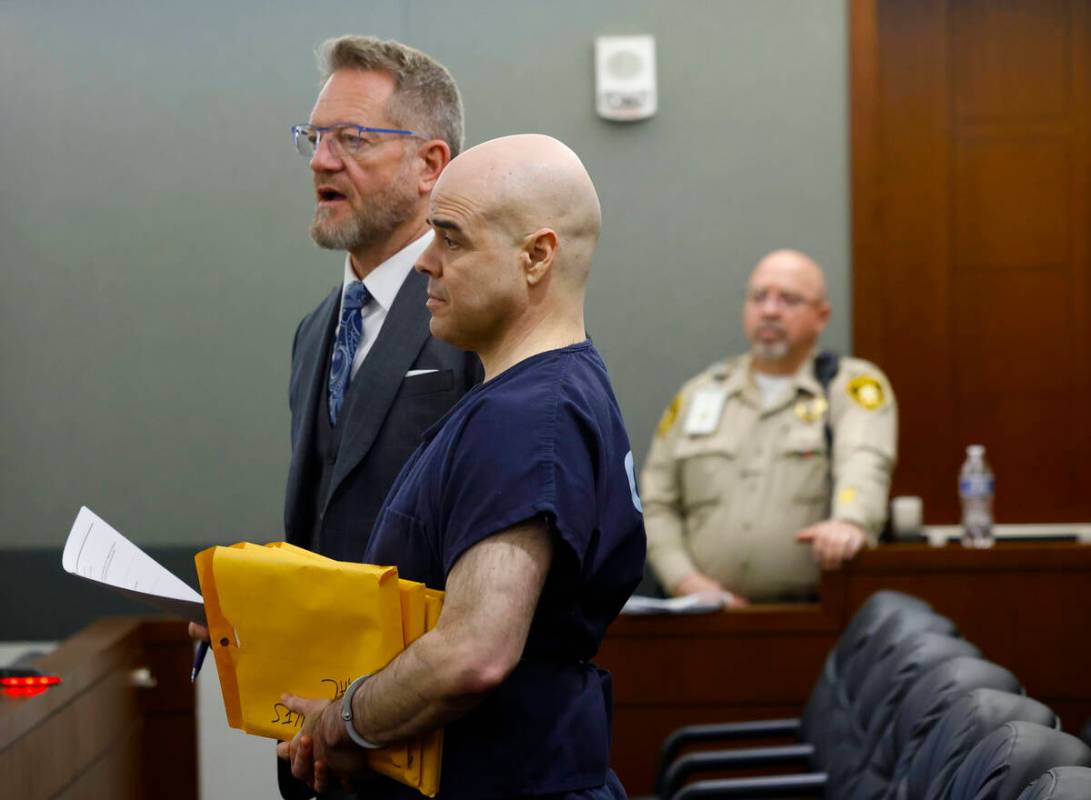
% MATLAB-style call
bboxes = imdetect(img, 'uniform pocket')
[674,438,738,509]
[777,425,829,502]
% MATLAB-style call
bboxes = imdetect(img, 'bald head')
[416,134,599,373]
[743,248,831,375]
[435,134,602,287]
[749,249,827,302]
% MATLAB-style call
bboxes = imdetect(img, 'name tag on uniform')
[683,389,727,436]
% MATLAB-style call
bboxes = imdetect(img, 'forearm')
[348,520,552,745]
[350,625,488,744]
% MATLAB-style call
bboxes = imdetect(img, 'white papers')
[62,506,206,624]
[621,591,726,615]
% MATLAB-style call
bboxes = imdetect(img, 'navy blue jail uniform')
[364,340,646,800]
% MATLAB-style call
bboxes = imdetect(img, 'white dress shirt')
[336,230,433,379]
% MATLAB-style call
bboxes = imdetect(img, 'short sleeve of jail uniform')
[438,377,601,576]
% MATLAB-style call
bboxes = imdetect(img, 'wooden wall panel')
[950,0,1072,120]
[854,0,959,515]
[853,0,1091,521]
[952,271,1070,390]
[954,139,1070,267]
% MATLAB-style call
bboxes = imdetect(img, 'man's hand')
[275,693,369,794]
[188,622,210,643]
[674,572,749,607]
[796,520,868,570]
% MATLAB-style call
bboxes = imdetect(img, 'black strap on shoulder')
[813,351,840,456]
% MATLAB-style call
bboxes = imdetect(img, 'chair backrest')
[856,631,983,740]
[827,632,981,793]
[1015,767,1091,800]
[941,722,1091,800]
[835,591,934,674]
[801,592,933,742]
[850,657,1019,800]
[891,689,1056,800]
[806,605,955,763]
[837,608,959,716]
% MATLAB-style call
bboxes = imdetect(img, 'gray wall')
[0,0,848,550]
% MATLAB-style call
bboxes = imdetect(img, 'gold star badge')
[794,396,829,423]
[847,376,886,410]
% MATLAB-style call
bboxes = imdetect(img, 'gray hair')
[318,35,464,158]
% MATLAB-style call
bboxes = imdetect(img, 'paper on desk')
[62,506,206,624]
[621,591,726,615]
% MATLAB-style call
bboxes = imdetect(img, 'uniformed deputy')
[641,249,897,603]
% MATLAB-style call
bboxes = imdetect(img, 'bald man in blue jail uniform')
[278,134,646,799]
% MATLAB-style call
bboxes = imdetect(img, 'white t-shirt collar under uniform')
[337,230,433,379]
[753,370,793,410]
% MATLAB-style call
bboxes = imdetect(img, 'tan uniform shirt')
[641,352,897,601]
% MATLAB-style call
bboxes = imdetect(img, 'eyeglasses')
[290,123,423,159]
[746,288,822,310]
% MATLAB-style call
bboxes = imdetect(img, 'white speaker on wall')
[595,35,657,122]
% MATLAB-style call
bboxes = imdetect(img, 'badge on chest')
[683,388,728,436]
[793,396,828,424]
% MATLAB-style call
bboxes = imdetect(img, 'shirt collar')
[723,350,824,405]
[341,230,434,313]
[793,351,824,396]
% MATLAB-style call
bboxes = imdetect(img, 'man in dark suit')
[189,36,478,800]
[284,35,481,565]
[279,35,479,800]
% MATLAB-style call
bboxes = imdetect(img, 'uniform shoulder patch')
[846,375,886,410]
[656,393,682,438]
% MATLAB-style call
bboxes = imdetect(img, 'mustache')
[755,324,787,336]
[313,173,351,191]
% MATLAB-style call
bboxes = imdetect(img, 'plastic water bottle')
[959,445,994,548]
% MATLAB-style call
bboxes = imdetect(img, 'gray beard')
[312,188,421,251]
[751,340,790,362]
[309,163,418,252]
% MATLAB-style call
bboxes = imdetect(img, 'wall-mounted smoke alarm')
[595,35,657,122]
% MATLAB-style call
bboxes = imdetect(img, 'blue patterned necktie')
[328,280,370,426]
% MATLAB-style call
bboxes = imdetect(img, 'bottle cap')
[966,444,985,457]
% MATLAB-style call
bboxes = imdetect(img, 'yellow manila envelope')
[195,542,445,797]
[266,543,432,785]
[195,543,403,741]
[260,544,443,794]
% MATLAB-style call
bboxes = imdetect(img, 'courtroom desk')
[597,603,841,794]
[0,617,196,800]
[825,540,1091,735]
[598,541,1091,796]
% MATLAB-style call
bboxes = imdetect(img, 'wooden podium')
[0,618,196,799]
[598,541,1091,795]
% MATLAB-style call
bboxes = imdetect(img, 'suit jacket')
[284,268,482,562]
[279,268,480,800]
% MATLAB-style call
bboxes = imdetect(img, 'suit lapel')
[284,286,339,540]
[322,269,432,515]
